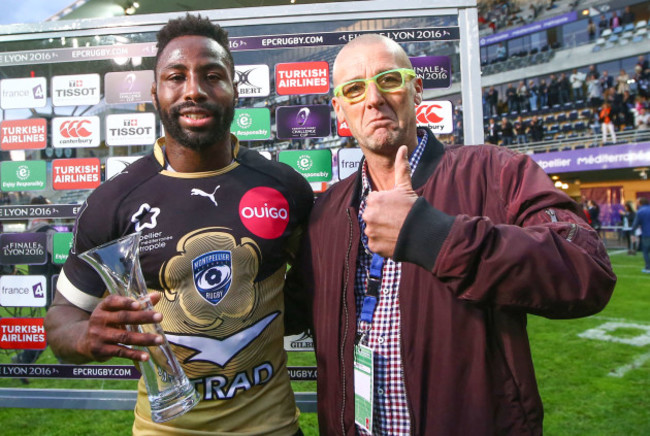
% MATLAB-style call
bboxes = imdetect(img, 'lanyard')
[360,253,384,323]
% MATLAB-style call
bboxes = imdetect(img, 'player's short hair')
[155,14,234,78]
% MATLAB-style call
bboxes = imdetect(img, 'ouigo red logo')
[239,187,289,239]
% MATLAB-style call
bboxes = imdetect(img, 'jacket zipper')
[545,208,558,222]
[545,208,577,241]
[341,208,354,435]
[399,278,415,435]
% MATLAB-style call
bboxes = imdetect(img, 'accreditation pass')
[354,343,374,431]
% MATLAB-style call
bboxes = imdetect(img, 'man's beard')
[156,97,235,151]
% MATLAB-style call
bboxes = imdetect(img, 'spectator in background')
[528,115,545,142]
[587,200,602,234]
[539,78,549,108]
[514,116,528,144]
[636,106,650,142]
[616,69,630,96]
[528,79,539,111]
[589,108,602,137]
[621,6,635,26]
[506,82,518,113]
[570,68,586,101]
[609,11,621,29]
[632,197,650,273]
[558,72,571,106]
[500,116,515,146]
[599,101,617,144]
[486,86,499,116]
[587,18,597,42]
[618,90,635,129]
[548,74,559,107]
[496,42,507,62]
[620,202,637,255]
[598,14,609,35]
[588,74,603,108]
[517,80,529,112]
[588,64,600,80]
[485,118,500,145]
[600,70,614,92]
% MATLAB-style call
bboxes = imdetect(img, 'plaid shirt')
[355,129,427,435]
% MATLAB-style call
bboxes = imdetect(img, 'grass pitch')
[0,250,648,435]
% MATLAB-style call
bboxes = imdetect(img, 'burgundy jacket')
[296,131,615,435]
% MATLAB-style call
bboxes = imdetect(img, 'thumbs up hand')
[362,145,419,258]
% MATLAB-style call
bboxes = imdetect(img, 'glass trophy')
[79,232,200,423]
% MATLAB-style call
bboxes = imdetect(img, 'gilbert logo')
[235,65,270,97]
[239,187,289,239]
[275,61,329,95]
[416,101,453,133]
[52,73,100,106]
[52,116,100,148]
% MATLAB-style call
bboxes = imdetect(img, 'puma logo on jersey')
[166,311,279,367]
[191,185,220,207]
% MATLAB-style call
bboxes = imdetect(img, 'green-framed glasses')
[333,68,416,103]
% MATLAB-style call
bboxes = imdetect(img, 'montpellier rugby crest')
[192,250,233,305]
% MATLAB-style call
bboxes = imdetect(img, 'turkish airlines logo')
[0,119,47,150]
[52,116,100,148]
[275,61,329,95]
[416,101,453,133]
[239,187,289,239]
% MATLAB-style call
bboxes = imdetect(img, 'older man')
[294,34,615,435]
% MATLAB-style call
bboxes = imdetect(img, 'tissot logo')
[106,113,156,146]
[239,187,289,239]
[416,100,453,133]
[52,74,101,107]
[235,64,270,97]
[52,116,100,148]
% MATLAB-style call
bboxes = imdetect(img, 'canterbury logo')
[166,311,279,367]
[416,104,444,124]
[60,120,92,138]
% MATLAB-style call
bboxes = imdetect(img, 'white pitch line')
[608,351,650,378]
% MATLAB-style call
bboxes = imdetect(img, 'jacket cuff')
[394,197,455,270]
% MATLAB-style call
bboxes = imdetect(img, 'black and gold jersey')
[58,137,313,435]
